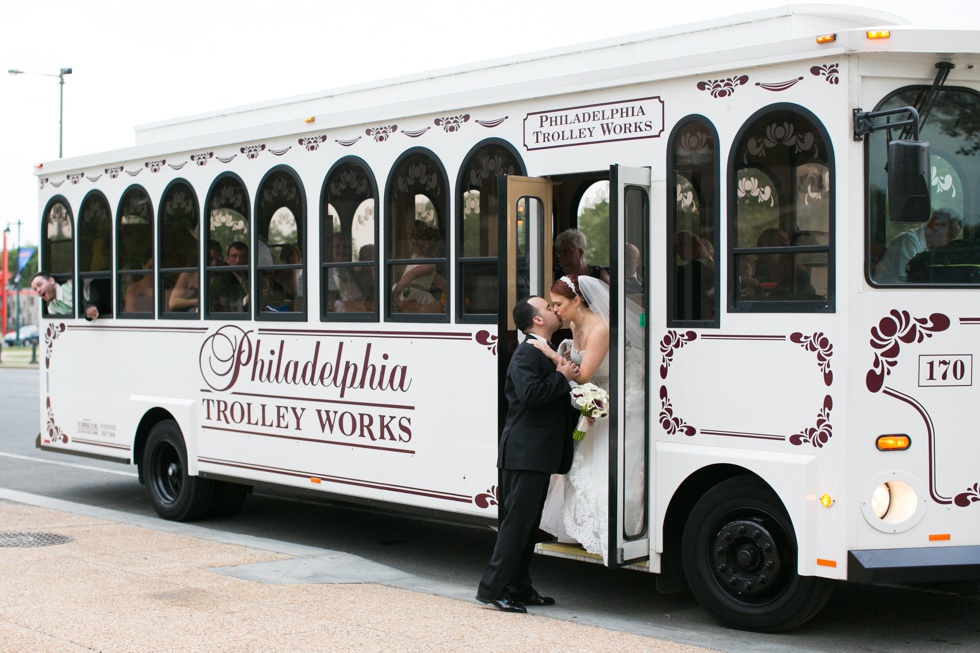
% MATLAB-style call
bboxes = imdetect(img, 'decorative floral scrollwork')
[474,485,498,509]
[105,166,124,179]
[954,484,980,507]
[44,396,68,445]
[366,125,397,143]
[44,322,66,370]
[240,144,266,159]
[744,122,818,162]
[144,159,167,173]
[659,330,696,379]
[435,114,470,133]
[696,75,749,98]
[659,386,695,436]
[789,395,833,447]
[190,152,214,166]
[810,63,840,85]
[866,311,951,393]
[790,332,833,386]
[475,330,497,355]
[298,135,327,152]
[67,173,84,185]
[755,77,804,92]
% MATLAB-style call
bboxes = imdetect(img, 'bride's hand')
[528,338,557,362]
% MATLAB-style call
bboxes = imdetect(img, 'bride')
[529,273,612,562]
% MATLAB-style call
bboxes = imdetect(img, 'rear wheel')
[143,420,214,521]
[681,476,834,632]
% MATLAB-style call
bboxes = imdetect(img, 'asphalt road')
[4,366,980,652]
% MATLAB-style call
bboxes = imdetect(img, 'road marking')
[0,451,138,477]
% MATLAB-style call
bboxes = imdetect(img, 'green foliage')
[578,200,610,267]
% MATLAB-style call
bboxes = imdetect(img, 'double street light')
[7,67,72,158]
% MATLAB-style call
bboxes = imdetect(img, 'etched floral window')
[668,117,718,325]
[116,185,154,317]
[731,107,833,310]
[159,180,201,317]
[41,197,74,286]
[77,190,113,319]
[322,159,378,320]
[387,149,448,320]
[255,167,305,319]
[457,140,524,321]
[206,174,250,317]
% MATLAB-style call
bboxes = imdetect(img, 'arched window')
[456,140,524,322]
[868,86,980,285]
[39,197,74,318]
[668,116,719,325]
[386,149,449,320]
[116,185,154,317]
[730,105,834,311]
[77,190,113,319]
[255,166,306,318]
[159,180,201,317]
[206,174,250,317]
[321,158,378,320]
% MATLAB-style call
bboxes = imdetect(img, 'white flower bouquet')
[570,382,610,441]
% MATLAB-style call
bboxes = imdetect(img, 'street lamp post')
[7,67,72,158]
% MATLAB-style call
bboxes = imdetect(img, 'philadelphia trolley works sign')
[523,96,664,150]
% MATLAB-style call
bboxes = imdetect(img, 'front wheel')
[143,420,214,521]
[681,476,834,632]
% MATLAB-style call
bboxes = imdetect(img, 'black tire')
[143,420,214,521]
[207,481,251,518]
[681,476,834,632]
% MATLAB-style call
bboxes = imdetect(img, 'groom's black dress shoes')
[476,594,527,613]
[510,590,556,606]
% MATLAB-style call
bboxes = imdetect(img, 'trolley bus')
[32,5,980,631]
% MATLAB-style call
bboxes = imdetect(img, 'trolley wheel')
[207,481,251,518]
[681,476,834,632]
[143,420,214,522]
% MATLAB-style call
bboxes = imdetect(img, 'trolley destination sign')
[523,96,664,150]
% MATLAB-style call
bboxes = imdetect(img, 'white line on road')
[0,451,138,477]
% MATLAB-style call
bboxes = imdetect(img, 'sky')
[2,0,980,251]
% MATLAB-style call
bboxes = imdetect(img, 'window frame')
[116,184,155,319]
[40,196,75,310]
[728,103,835,314]
[158,179,201,320]
[254,164,307,322]
[76,189,114,320]
[667,114,721,328]
[385,147,450,323]
[455,138,526,324]
[320,156,380,323]
[204,172,252,320]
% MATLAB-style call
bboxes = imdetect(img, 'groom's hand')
[557,357,578,381]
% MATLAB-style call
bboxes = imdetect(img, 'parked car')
[3,324,39,347]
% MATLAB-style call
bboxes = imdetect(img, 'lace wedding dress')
[539,276,646,565]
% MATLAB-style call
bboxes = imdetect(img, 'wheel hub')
[710,518,782,597]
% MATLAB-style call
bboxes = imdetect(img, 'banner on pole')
[17,247,34,274]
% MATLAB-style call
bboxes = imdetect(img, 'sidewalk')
[0,491,718,653]
[0,346,39,369]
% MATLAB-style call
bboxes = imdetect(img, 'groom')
[477,296,579,613]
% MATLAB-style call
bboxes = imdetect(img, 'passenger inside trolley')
[210,241,249,312]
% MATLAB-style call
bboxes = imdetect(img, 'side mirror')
[888,140,931,222]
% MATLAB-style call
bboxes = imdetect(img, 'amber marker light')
[819,493,835,508]
[816,33,837,44]
[310,477,321,484]
[304,116,316,123]
[867,30,891,39]
[876,435,911,451]
[929,533,951,541]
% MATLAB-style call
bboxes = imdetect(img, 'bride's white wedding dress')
[539,277,647,566]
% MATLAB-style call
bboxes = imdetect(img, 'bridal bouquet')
[570,383,610,441]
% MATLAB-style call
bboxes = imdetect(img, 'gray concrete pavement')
[0,489,717,653]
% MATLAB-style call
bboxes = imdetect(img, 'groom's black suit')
[478,336,576,602]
